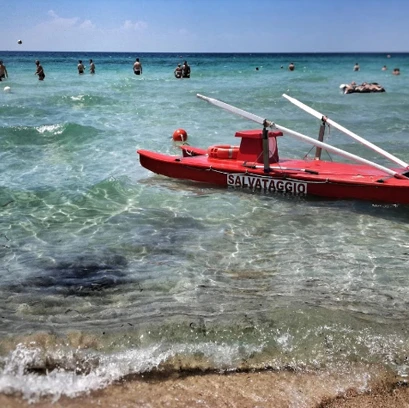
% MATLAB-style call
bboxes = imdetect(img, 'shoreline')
[1,368,408,408]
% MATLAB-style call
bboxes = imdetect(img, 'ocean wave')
[58,94,114,108]
[0,122,100,149]
[0,339,264,402]
[0,317,408,403]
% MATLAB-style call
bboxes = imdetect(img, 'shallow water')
[1,51,409,403]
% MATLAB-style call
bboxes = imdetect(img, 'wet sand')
[0,368,408,408]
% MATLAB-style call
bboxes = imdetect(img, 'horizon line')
[1,50,409,54]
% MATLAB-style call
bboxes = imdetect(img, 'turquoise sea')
[1,51,409,404]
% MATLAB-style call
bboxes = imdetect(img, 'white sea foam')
[36,124,64,134]
[0,341,264,402]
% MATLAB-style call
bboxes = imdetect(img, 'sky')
[1,0,409,53]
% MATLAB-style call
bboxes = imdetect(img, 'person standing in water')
[89,59,95,74]
[35,60,45,80]
[78,60,85,74]
[0,60,8,80]
[133,58,142,75]
[174,63,182,78]
[181,61,190,78]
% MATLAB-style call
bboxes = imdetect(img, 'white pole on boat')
[197,94,267,124]
[196,94,407,179]
[274,123,405,178]
[282,93,409,169]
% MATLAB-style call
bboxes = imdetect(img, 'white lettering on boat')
[227,174,307,195]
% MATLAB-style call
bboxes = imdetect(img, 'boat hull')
[138,149,409,205]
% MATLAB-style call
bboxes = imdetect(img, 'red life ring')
[208,145,239,159]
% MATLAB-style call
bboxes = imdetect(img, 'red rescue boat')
[137,94,409,205]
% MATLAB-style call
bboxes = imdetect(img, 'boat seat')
[235,130,282,163]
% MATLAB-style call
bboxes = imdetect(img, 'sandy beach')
[0,368,408,408]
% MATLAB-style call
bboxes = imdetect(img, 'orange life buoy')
[207,145,239,159]
[172,128,188,142]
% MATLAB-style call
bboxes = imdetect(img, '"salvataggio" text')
[227,174,307,195]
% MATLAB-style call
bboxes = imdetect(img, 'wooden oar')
[196,93,408,179]
[282,93,409,169]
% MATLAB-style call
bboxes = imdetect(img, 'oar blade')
[282,93,323,120]
[197,94,267,126]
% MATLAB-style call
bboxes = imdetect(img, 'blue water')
[1,51,409,402]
